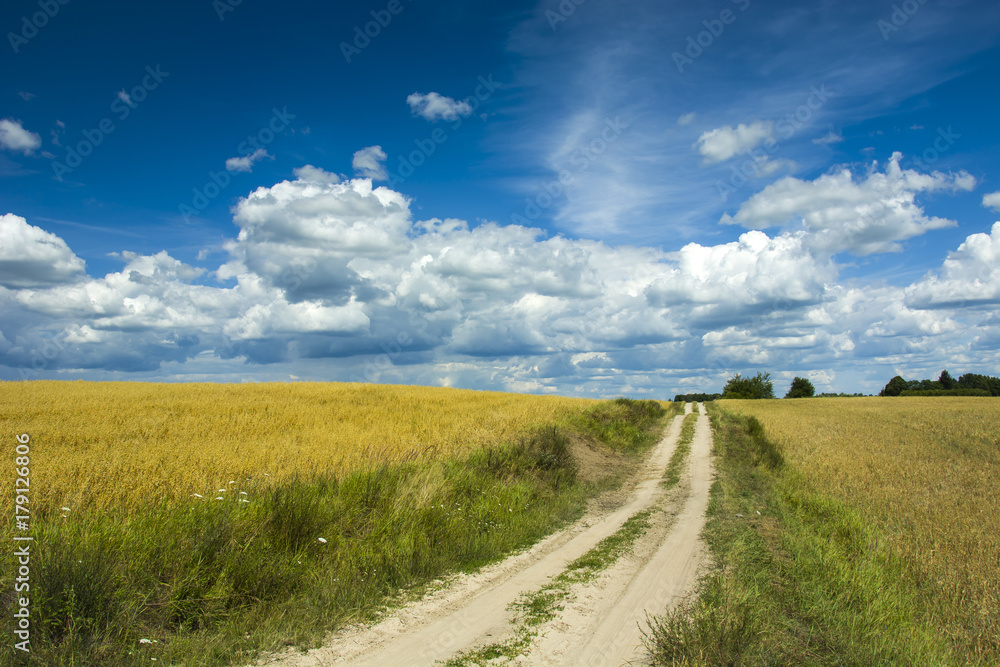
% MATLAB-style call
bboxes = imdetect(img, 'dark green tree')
[785,377,815,398]
[722,372,774,399]
[938,370,956,390]
[879,375,908,397]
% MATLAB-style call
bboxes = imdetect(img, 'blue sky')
[1,0,999,397]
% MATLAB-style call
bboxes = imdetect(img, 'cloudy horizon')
[2,1,999,397]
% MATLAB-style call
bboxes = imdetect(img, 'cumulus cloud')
[905,222,1000,309]
[720,152,975,255]
[0,119,42,155]
[225,148,272,173]
[0,213,86,288]
[406,92,473,122]
[293,164,340,184]
[224,298,369,340]
[983,191,1000,212]
[2,157,996,394]
[647,231,833,314]
[352,145,388,181]
[694,121,774,164]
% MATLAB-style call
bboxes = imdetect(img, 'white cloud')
[812,130,844,145]
[983,191,1000,212]
[406,92,473,122]
[3,160,997,394]
[645,230,835,323]
[225,148,272,173]
[17,91,36,101]
[694,121,774,164]
[751,157,795,178]
[117,90,131,106]
[720,152,976,255]
[905,222,1000,309]
[293,164,340,184]
[0,213,86,288]
[677,112,696,126]
[352,145,388,181]
[0,119,42,155]
[224,298,369,340]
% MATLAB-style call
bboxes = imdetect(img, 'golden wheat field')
[0,381,596,515]
[720,396,1000,654]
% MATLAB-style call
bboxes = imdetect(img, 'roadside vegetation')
[648,398,999,665]
[0,382,669,666]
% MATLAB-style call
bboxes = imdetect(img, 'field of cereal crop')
[720,397,1000,659]
[0,380,595,515]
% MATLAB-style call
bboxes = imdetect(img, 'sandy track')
[256,402,713,667]
[526,403,714,666]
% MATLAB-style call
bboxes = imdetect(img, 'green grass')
[1,398,667,666]
[663,410,698,489]
[644,404,956,666]
[568,397,671,453]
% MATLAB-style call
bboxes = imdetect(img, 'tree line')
[879,370,1000,397]
[675,372,816,401]
[674,368,1000,402]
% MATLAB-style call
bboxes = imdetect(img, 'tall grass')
[646,405,956,665]
[0,384,667,666]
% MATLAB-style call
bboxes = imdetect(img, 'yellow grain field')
[0,381,596,514]
[720,397,1000,657]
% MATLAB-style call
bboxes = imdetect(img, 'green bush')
[722,372,775,399]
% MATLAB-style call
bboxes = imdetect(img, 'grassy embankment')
[647,398,999,665]
[0,381,672,666]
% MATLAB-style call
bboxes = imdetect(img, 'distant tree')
[785,377,815,398]
[879,375,908,397]
[938,370,956,390]
[957,373,1000,396]
[722,372,774,399]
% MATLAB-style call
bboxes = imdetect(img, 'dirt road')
[258,403,714,667]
